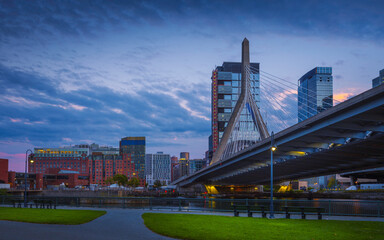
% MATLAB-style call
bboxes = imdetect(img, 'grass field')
[142,213,384,240]
[0,207,106,225]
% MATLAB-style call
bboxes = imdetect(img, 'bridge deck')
[175,84,384,187]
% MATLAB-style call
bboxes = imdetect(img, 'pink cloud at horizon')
[334,88,361,103]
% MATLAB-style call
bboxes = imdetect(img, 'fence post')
[149,198,152,210]
[178,199,181,211]
[122,198,125,209]
[378,202,381,218]
[328,200,331,216]
[76,197,79,207]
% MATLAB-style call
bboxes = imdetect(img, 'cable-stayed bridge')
[174,38,384,187]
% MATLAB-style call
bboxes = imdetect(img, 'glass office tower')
[298,67,333,122]
[211,62,260,153]
[120,137,146,181]
[298,67,333,188]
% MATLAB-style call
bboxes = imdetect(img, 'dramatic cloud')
[1,0,383,171]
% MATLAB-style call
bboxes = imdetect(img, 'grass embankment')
[142,213,384,240]
[0,207,106,225]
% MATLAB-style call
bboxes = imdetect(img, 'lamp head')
[271,146,277,152]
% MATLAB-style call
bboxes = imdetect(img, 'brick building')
[0,158,8,183]
[29,148,89,175]
[8,168,89,189]
[89,153,142,186]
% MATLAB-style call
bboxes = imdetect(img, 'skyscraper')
[211,62,260,153]
[372,69,384,88]
[298,67,333,188]
[120,137,146,185]
[298,67,333,122]
[180,152,190,160]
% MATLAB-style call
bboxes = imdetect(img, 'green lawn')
[142,213,384,240]
[0,207,106,225]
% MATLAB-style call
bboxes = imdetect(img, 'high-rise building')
[170,156,178,182]
[120,137,146,184]
[145,152,171,186]
[372,69,384,88]
[173,158,189,181]
[189,159,206,175]
[298,67,333,122]
[298,67,334,188]
[211,62,260,153]
[180,152,190,160]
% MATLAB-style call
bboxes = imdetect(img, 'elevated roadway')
[175,84,384,187]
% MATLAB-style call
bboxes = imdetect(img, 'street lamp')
[270,131,277,218]
[24,149,33,207]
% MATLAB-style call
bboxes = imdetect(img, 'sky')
[1,0,383,171]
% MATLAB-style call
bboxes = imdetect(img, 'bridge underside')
[217,130,384,185]
[174,85,384,187]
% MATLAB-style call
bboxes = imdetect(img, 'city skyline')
[1,0,384,171]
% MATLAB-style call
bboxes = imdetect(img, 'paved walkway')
[0,206,383,240]
[0,208,174,240]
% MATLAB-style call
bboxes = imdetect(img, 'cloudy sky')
[1,0,383,171]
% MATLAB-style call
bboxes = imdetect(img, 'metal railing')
[1,196,383,217]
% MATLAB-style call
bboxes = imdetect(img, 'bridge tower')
[211,38,269,164]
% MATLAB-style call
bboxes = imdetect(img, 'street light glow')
[271,146,277,152]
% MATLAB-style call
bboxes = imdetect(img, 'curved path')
[1,206,383,240]
[0,208,174,240]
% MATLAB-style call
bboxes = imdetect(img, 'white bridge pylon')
[211,38,269,164]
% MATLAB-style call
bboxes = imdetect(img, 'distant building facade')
[145,152,171,186]
[211,62,260,153]
[170,156,178,182]
[30,148,89,175]
[180,152,190,160]
[298,67,334,187]
[8,170,88,189]
[189,159,206,174]
[298,67,333,122]
[120,137,146,185]
[88,143,119,155]
[173,158,189,181]
[89,153,136,186]
[372,69,384,88]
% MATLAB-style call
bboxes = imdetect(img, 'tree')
[105,177,115,186]
[128,177,140,188]
[113,174,128,187]
[153,180,162,188]
[327,176,336,189]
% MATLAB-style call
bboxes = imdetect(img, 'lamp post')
[24,149,33,207]
[270,132,277,218]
